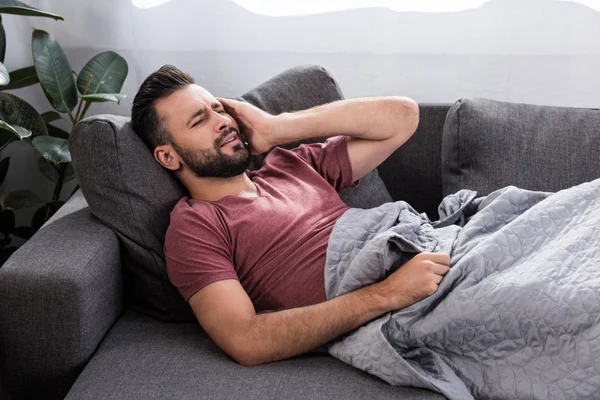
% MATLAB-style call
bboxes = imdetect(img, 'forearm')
[270,96,419,145]
[236,283,392,366]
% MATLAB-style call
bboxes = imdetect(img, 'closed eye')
[191,109,227,128]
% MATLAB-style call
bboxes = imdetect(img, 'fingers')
[216,97,239,115]
[413,252,451,277]
[430,262,450,276]
[216,97,241,107]
[416,252,450,266]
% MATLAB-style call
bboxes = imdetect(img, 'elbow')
[388,96,419,139]
[398,96,420,132]
[232,348,259,367]
[229,341,266,367]
[236,357,261,368]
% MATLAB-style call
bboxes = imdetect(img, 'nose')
[215,111,231,132]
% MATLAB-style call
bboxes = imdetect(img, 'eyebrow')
[186,102,222,128]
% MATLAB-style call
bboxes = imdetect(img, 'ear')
[154,144,181,171]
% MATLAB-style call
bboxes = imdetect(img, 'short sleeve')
[291,136,358,191]
[164,202,239,302]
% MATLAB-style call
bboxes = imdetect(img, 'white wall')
[1,0,599,225]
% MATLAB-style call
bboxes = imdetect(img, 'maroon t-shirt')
[164,136,356,312]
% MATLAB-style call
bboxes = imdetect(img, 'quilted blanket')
[324,180,600,399]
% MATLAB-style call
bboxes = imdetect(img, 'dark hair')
[131,64,195,149]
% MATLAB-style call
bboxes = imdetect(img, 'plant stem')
[74,99,84,123]
[74,75,93,123]
[67,111,76,125]
[52,163,67,202]
[79,101,92,121]
[45,162,68,222]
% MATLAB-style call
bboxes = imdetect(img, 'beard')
[171,128,251,178]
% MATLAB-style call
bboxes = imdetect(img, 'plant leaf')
[32,136,70,164]
[0,66,39,91]
[37,156,56,182]
[0,61,9,86]
[0,120,31,139]
[45,123,69,139]
[37,156,74,182]
[0,0,63,20]
[3,189,45,210]
[32,29,77,113]
[0,157,9,185]
[41,110,61,124]
[80,93,126,104]
[0,209,14,235]
[0,92,47,137]
[64,163,75,182]
[0,18,5,63]
[77,51,128,95]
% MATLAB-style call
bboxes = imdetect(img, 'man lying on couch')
[132,65,600,400]
[131,65,445,364]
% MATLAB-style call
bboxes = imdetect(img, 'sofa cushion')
[442,98,600,196]
[70,65,392,322]
[65,310,443,400]
[378,104,449,220]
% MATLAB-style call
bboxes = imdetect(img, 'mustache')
[217,127,239,146]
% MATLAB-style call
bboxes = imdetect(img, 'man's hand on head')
[217,97,277,155]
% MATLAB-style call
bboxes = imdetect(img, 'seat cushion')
[66,310,443,400]
[441,98,600,196]
[70,64,392,322]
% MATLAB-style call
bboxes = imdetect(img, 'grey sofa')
[1,65,599,400]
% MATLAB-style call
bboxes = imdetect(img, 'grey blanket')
[324,180,600,399]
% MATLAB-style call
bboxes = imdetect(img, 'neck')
[183,172,259,202]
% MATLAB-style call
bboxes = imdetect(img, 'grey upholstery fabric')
[70,114,190,322]
[70,64,392,322]
[339,168,392,208]
[66,310,444,400]
[0,201,123,400]
[43,189,89,227]
[442,98,600,196]
[378,104,450,219]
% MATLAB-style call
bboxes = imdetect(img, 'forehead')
[155,84,217,128]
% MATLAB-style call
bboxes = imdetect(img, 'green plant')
[0,156,49,264]
[0,1,128,256]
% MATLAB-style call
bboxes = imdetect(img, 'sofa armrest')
[0,191,123,400]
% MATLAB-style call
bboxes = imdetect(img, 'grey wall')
[1,0,599,227]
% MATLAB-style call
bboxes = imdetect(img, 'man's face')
[154,84,250,178]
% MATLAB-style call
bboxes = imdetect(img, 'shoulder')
[167,197,227,237]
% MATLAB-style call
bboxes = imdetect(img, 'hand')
[217,97,277,155]
[378,252,450,312]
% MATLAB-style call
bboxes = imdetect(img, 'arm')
[219,96,420,181]
[189,253,450,367]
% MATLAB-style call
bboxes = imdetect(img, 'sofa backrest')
[377,104,450,220]
[442,98,600,197]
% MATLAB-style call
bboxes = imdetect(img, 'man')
[131,65,450,367]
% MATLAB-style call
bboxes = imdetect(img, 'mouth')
[219,132,238,148]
